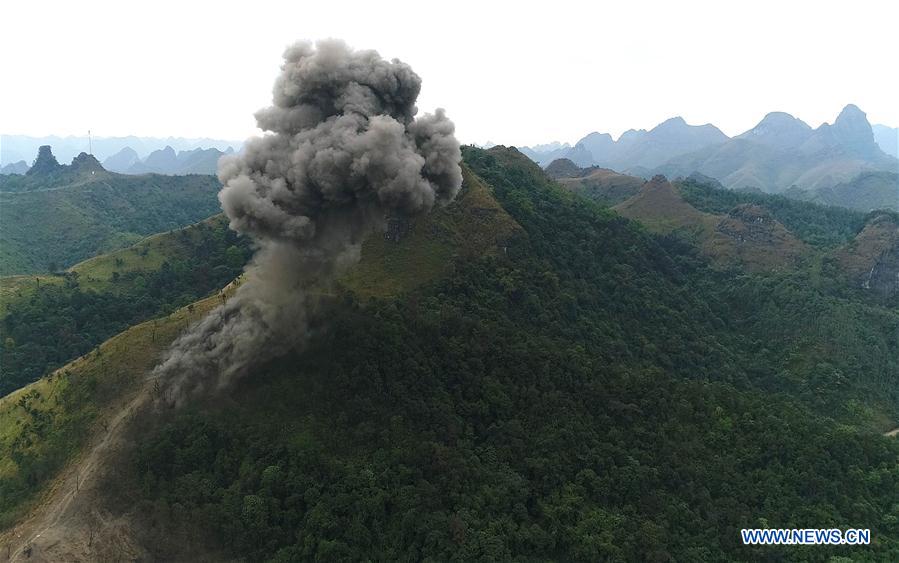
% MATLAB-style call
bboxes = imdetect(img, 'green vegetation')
[0,216,251,396]
[121,147,899,561]
[554,168,644,206]
[340,166,520,299]
[678,178,868,248]
[0,292,225,530]
[0,164,516,534]
[0,171,222,275]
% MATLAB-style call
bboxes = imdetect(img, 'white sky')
[2,0,897,147]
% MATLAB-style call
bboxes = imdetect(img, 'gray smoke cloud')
[152,39,462,404]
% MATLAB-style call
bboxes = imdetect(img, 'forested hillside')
[0,216,251,396]
[2,147,896,560]
[0,156,222,275]
[105,147,898,561]
[678,178,870,248]
[0,289,229,532]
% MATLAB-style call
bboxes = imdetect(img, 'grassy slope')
[0,172,221,275]
[0,290,224,528]
[555,168,645,206]
[613,177,807,272]
[341,166,520,298]
[0,215,230,318]
[0,212,250,396]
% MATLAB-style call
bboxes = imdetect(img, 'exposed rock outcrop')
[834,213,899,300]
[26,145,61,176]
[70,152,105,174]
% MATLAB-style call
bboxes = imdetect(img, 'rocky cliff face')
[863,243,899,299]
[826,104,883,158]
[835,213,899,301]
[717,204,781,244]
[26,145,61,175]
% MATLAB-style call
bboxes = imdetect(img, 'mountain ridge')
[103,145,232,175]
[655,105,897,194]
[0,147,223,274]
[520,106,898,202]
[1,135,242,166]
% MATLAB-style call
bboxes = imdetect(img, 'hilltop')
[0,147,222,275]
[545,159,645,205]
[614,174,712,230]
[0,162,28,175]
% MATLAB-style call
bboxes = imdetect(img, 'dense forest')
[120,147,899,561]
[0,220,251,395]
[0,171,222,275]
[677,179,870,248]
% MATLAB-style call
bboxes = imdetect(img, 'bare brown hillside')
[614,175,807,272]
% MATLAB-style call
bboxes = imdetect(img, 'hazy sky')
[3,0,897,147]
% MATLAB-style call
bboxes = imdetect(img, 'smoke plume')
[152,39,462,404]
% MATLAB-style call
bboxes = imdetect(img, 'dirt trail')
[0,285,239,562]
[886,428,899,438]
[2,382,153,562]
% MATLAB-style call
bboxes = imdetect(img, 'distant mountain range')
[523,105,898,207]
[787,170,899,212]
[552,157,898,214]
[0,143,233,176]
[873,124,898,158]
[521,117,728,169]
[566,117,729,173]
[103,145,234,175]
[654,105,897,193]
[0,161,28,175]
[0,134,242,166]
